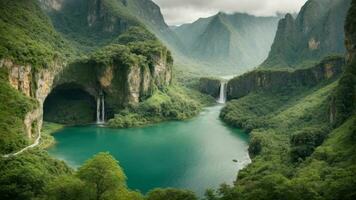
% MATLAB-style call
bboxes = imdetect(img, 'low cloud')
[152,0,307,25]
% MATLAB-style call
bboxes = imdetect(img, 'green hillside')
[210,1,356,197]
[0,0,74,68]
[0,0,355,200]
[215,67,355,199]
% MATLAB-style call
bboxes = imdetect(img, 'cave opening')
[43,83,97,125]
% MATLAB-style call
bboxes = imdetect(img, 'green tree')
[77,152,127,200]
[290,126,328,162]
[146,188,198,200]
[43,175,87,200]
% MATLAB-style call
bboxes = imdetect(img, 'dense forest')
[0,0,355,200]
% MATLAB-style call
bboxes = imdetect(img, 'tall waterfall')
[217,82,227,104]
[96,93,105,124]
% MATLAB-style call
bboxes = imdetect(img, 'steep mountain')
[262,0,351,69]
[39,0,185,54]
[126,0,186,53]
[173,12,281,73]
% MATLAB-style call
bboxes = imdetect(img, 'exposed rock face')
[38,0,64,11]
[49,48,172,119]
[24,108,42,140]
[262,0,351,68]
[1,46,172,136]
[2,60,33,97]
[227,56,345,100]
[0,58,62,140]
[198,77,221,98]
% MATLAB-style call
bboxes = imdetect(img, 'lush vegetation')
[108,85,215,128]
[0,0,355,200]
[0,151,198,200]
[0,150,72,199]
[146,188,197,200]
[39,122,65,149]
[0,0,75,69]
[214,60,356,199]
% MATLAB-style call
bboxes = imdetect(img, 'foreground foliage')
[0,151,197,200]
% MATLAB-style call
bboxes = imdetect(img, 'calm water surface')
[48,105,250,195]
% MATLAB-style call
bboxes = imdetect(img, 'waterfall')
[217,82,227,104]
[101,94,105,123]
[96,92,105,124]
[97,97,101,123]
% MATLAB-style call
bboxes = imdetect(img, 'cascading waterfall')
[96,92,105,124]
[97,97,100,123]
[101,94,105,123]
[217,82,227,104]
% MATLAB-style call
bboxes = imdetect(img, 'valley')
[0,0,355,200]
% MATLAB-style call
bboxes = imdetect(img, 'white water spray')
[101,94,105,123]
[96,92,105,124]
[217,82,227,104]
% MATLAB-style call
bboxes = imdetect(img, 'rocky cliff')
[47,43,172,122]
[262,0,351,69]
[0,58,63,143]
[198,77,221,98]
[227,56,345,100]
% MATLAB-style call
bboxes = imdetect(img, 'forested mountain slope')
[40,0,186,54]
[211,0,356,199]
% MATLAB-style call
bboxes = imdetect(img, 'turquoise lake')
[48,105,250,195]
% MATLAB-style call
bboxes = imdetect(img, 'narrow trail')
[2,132,42,158]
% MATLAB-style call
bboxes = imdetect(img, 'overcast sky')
[152,0,308,25]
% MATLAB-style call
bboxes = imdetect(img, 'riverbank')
[48,105,250,195]
[39,122,65,149]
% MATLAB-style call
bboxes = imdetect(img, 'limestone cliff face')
[198,77,221,98]
[0,46,172,138]
[227,57,345,100]
[0,58,63,141]
[51,48,172,118]
[38,0,64,11]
